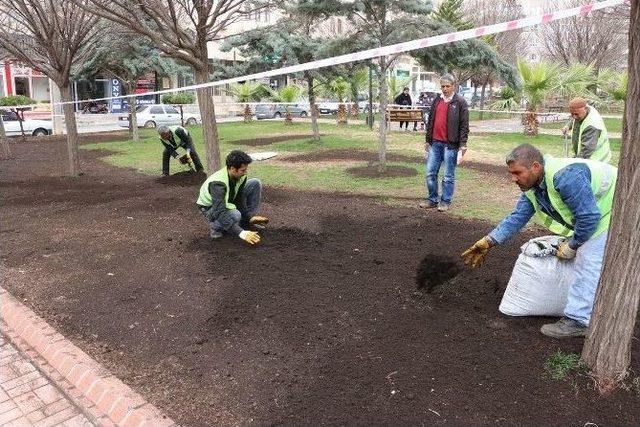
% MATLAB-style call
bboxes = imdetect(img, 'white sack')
[499,235,575,317]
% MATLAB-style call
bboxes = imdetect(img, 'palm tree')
[516,60,561,135]
[387,74,415,104]
[325,77,350,125]
[348,68,369,119]
[597,69,628,113]
[271,85,302,124]
[228,82,265,122]
[493,60,597,136]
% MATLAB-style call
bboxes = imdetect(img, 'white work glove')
[239,230,260,245]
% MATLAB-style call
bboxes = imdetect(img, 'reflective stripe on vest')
[524,155,617,238]
[196,167,247,209]
[575,106,612,163]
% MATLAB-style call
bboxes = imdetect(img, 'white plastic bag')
[499,235,575,317]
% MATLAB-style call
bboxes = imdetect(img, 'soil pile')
[415,254,462,292]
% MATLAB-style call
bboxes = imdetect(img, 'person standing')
[394,87,412,131]
[158,125,204,176]
[461,144,617,338]
[562,97,612,163]
[420,74,469,212]
[196,150,269,244]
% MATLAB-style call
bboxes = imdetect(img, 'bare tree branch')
[0,0,100,175]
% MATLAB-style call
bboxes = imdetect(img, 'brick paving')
[0,287,176,427]
[0,333,93,426]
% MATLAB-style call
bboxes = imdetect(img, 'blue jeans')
[564,231,608,326]
[426,140,458,204]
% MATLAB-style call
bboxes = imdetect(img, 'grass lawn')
[539,116,624,134]
[83,121,621,224]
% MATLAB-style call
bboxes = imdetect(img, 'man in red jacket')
[420,74,470,212]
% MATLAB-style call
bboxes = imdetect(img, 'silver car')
[255,104,309,119]
[118,104,201,128]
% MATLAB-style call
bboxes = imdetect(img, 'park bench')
[386,108,423,122]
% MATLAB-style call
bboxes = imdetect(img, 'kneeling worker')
[196,150,269,244]
[461,143,616,339]
[158,125,204,175]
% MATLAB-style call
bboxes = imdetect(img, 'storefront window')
[14,77,30,97]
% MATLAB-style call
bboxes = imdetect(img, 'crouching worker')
[158,125,204,176]
[461,143,616,339]
[196,150,269,244]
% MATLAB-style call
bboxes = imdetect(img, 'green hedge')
[161,92,195,104]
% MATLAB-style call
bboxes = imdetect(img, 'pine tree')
[342,0,434,172]
[220,1,344,142]
[432,0,473,31]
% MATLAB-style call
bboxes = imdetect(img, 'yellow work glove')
[556,240,577,260]
[249,215,269,225]
[461,236,493,268]
[239,230,261,245]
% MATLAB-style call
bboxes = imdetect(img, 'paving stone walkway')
[0,333,94,426]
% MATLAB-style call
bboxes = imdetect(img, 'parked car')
[318,99,376,115]
[117,104,201,128]
[1,109,52,136]
[458,87,475,104]
[255,104,309,119]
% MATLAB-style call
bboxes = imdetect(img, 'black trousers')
[162,140,204,175]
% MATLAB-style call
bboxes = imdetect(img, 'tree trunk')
[50,82,64,135]
[473,84,478,108]
[243,104,253,123]
[337,104,347,125]
[285,105,293,125]
[127,84,139,142]
[16,110,26,141]
[582,2,640,391]
[377,56,389,173]
[60,84,81,176]
[0,116,9,159]
[195,68,220,172]
[351,102,359,119]
[523,110,538,136]
[306,74,320,142]
[479,83,487,120]
[130,98,139,142]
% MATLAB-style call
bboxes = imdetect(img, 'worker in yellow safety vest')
[562,97,612,163]
[461,143,616,339]
[196,150,269,244]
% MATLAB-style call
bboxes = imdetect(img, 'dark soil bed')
[8,130,132,144]
[233,133,322,146]
[284,148,423,163]
[347,165,418,178]
[283,149,510,178]
[1,140,639,426]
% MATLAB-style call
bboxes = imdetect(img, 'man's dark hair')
[403,87,410,91]
[506,143,544,167]
[226,150,253,169]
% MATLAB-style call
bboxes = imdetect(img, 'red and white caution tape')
[13,0,630,108]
